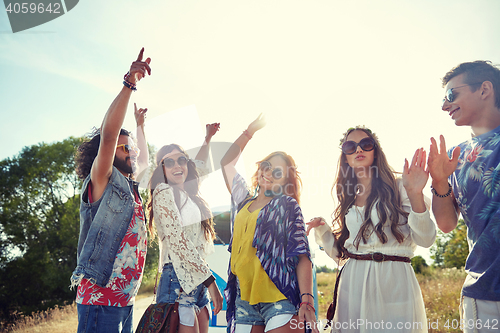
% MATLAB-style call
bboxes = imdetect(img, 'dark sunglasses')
[443,82,482,103]
[259,161,284,180]
[341,137,375,155]
[116,144,139,154]
[162,155,188,168]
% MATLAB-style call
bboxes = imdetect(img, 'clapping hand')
[403,148,429,195]
[428,135,460,185]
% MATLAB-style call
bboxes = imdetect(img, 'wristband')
[123,80,137,91]
[123,71,137,91]
[299,302,315,312]
[300,292,314,299]
[431,182,452,198]
[243,130,252,139]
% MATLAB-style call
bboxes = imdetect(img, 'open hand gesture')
[206,123,220,140]
[247,113,266,136]
[403,148,429,195]
[128,48,152,84]
[306,217,326,236]
[428,135,460,184]
[134,103,147,126]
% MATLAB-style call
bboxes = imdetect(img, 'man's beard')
[113,155,135,175]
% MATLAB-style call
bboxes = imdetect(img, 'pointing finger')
[137,47,144,62]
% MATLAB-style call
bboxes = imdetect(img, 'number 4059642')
[5,2,61,14]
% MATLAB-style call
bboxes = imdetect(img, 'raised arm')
[194,123,220,169]
[220,114,266,193]
[90,48,151,200]
[428,135,461,233]
[402,148,429,213]
[134,103,149,178]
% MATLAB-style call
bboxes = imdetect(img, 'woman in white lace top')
[307,126,436,333]
[146,123,223,333]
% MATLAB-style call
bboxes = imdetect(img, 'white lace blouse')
[152,161,214,294]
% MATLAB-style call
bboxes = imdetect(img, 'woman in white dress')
[307,126,436,333]
[146,123,223,333]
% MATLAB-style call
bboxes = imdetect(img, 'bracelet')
[243,130,252,139]
[431,182,452,198]
[123,72,137,91]
[123,80,137,91]
[299,302,315,312]
[300,293,314,299]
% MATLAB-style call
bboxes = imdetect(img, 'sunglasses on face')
[341,137,375,155]
[162,155,188,169]
[116,144,139,154]
[259,161,285,180]
[443,82,482,103]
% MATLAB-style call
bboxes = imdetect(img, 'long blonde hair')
[250,151,302,204]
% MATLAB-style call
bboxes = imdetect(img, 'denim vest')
[70,167,141,288]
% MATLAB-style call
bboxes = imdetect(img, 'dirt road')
[133,295,154,330]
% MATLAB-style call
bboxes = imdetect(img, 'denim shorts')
[77,303,133,333]
[156,263,210,310]
[234,285,297,326]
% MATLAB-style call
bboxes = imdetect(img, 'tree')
[442,220,468,268]
[430,219,468,268]
[410,255,428,274]
[0,138,81,324]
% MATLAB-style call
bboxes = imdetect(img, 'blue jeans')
[234,286,296,326]
[156,263,210,309]
[77,303,133,333]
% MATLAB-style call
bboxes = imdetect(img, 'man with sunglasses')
[71,48,151,333]
[428,60,500,332]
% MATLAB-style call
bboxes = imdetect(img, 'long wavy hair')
[75,127,131,180]
[250,151,302,204]
[332,126,408,259]
[146,144,215,241]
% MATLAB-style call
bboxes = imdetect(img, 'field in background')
[316,267,465,333]
[6,267,465,333]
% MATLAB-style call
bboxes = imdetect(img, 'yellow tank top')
[230,201,286,304]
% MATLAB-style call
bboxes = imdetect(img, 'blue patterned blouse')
[224,173,311,332]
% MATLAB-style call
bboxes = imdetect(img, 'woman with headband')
[307,126,436,333]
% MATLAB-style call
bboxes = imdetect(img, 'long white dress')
[314,180,436,333]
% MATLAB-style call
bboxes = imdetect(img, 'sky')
[1,0,500,268]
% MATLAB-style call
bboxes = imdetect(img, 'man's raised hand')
[128,47,152,84]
